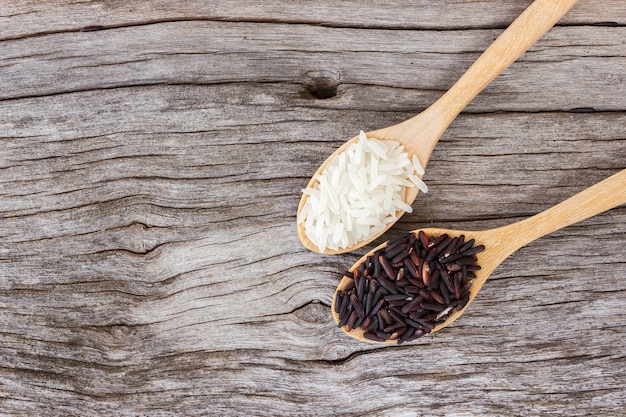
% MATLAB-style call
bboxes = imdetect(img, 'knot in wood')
[304,70,341,99]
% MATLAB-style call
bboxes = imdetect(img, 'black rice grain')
[369,299,385,318]
[461,245,486,256]
[364,332,386,342]
[379,255,396,280]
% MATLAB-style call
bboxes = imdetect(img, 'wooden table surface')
[1,1,625,416]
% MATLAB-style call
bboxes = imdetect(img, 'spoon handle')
[431,0,578,123]
[381,0,578,159]
[490,168,626,259]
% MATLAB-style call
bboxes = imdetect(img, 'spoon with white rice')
[297,0,579,254]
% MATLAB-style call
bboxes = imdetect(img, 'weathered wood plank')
[1,0,625,41]
[1,22,624,112]
[0,1,624,416]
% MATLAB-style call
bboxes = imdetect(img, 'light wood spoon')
[297,0,579,254]
[333,168,626,343]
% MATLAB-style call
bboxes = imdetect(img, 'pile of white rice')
[298,131,427,252]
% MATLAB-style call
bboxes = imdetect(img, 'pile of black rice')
[335,231,484,344]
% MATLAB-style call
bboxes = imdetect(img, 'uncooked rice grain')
[298,131,428,252]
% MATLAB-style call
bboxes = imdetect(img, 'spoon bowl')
[332,168,626,343]
[298,0,579,254]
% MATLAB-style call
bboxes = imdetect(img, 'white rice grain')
[412,154,425,175]
[409,173,429,193]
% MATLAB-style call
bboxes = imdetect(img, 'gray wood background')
[1,1,625,416]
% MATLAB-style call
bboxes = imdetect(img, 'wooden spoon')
[297,0,579,254]
[332,168,626,343]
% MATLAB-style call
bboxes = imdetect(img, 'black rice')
[335,231,484,344]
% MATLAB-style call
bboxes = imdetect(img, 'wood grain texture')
[1,1,624,416]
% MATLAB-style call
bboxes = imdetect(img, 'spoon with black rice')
[333,168,626,344]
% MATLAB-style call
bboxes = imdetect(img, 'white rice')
[297,131,428,252]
